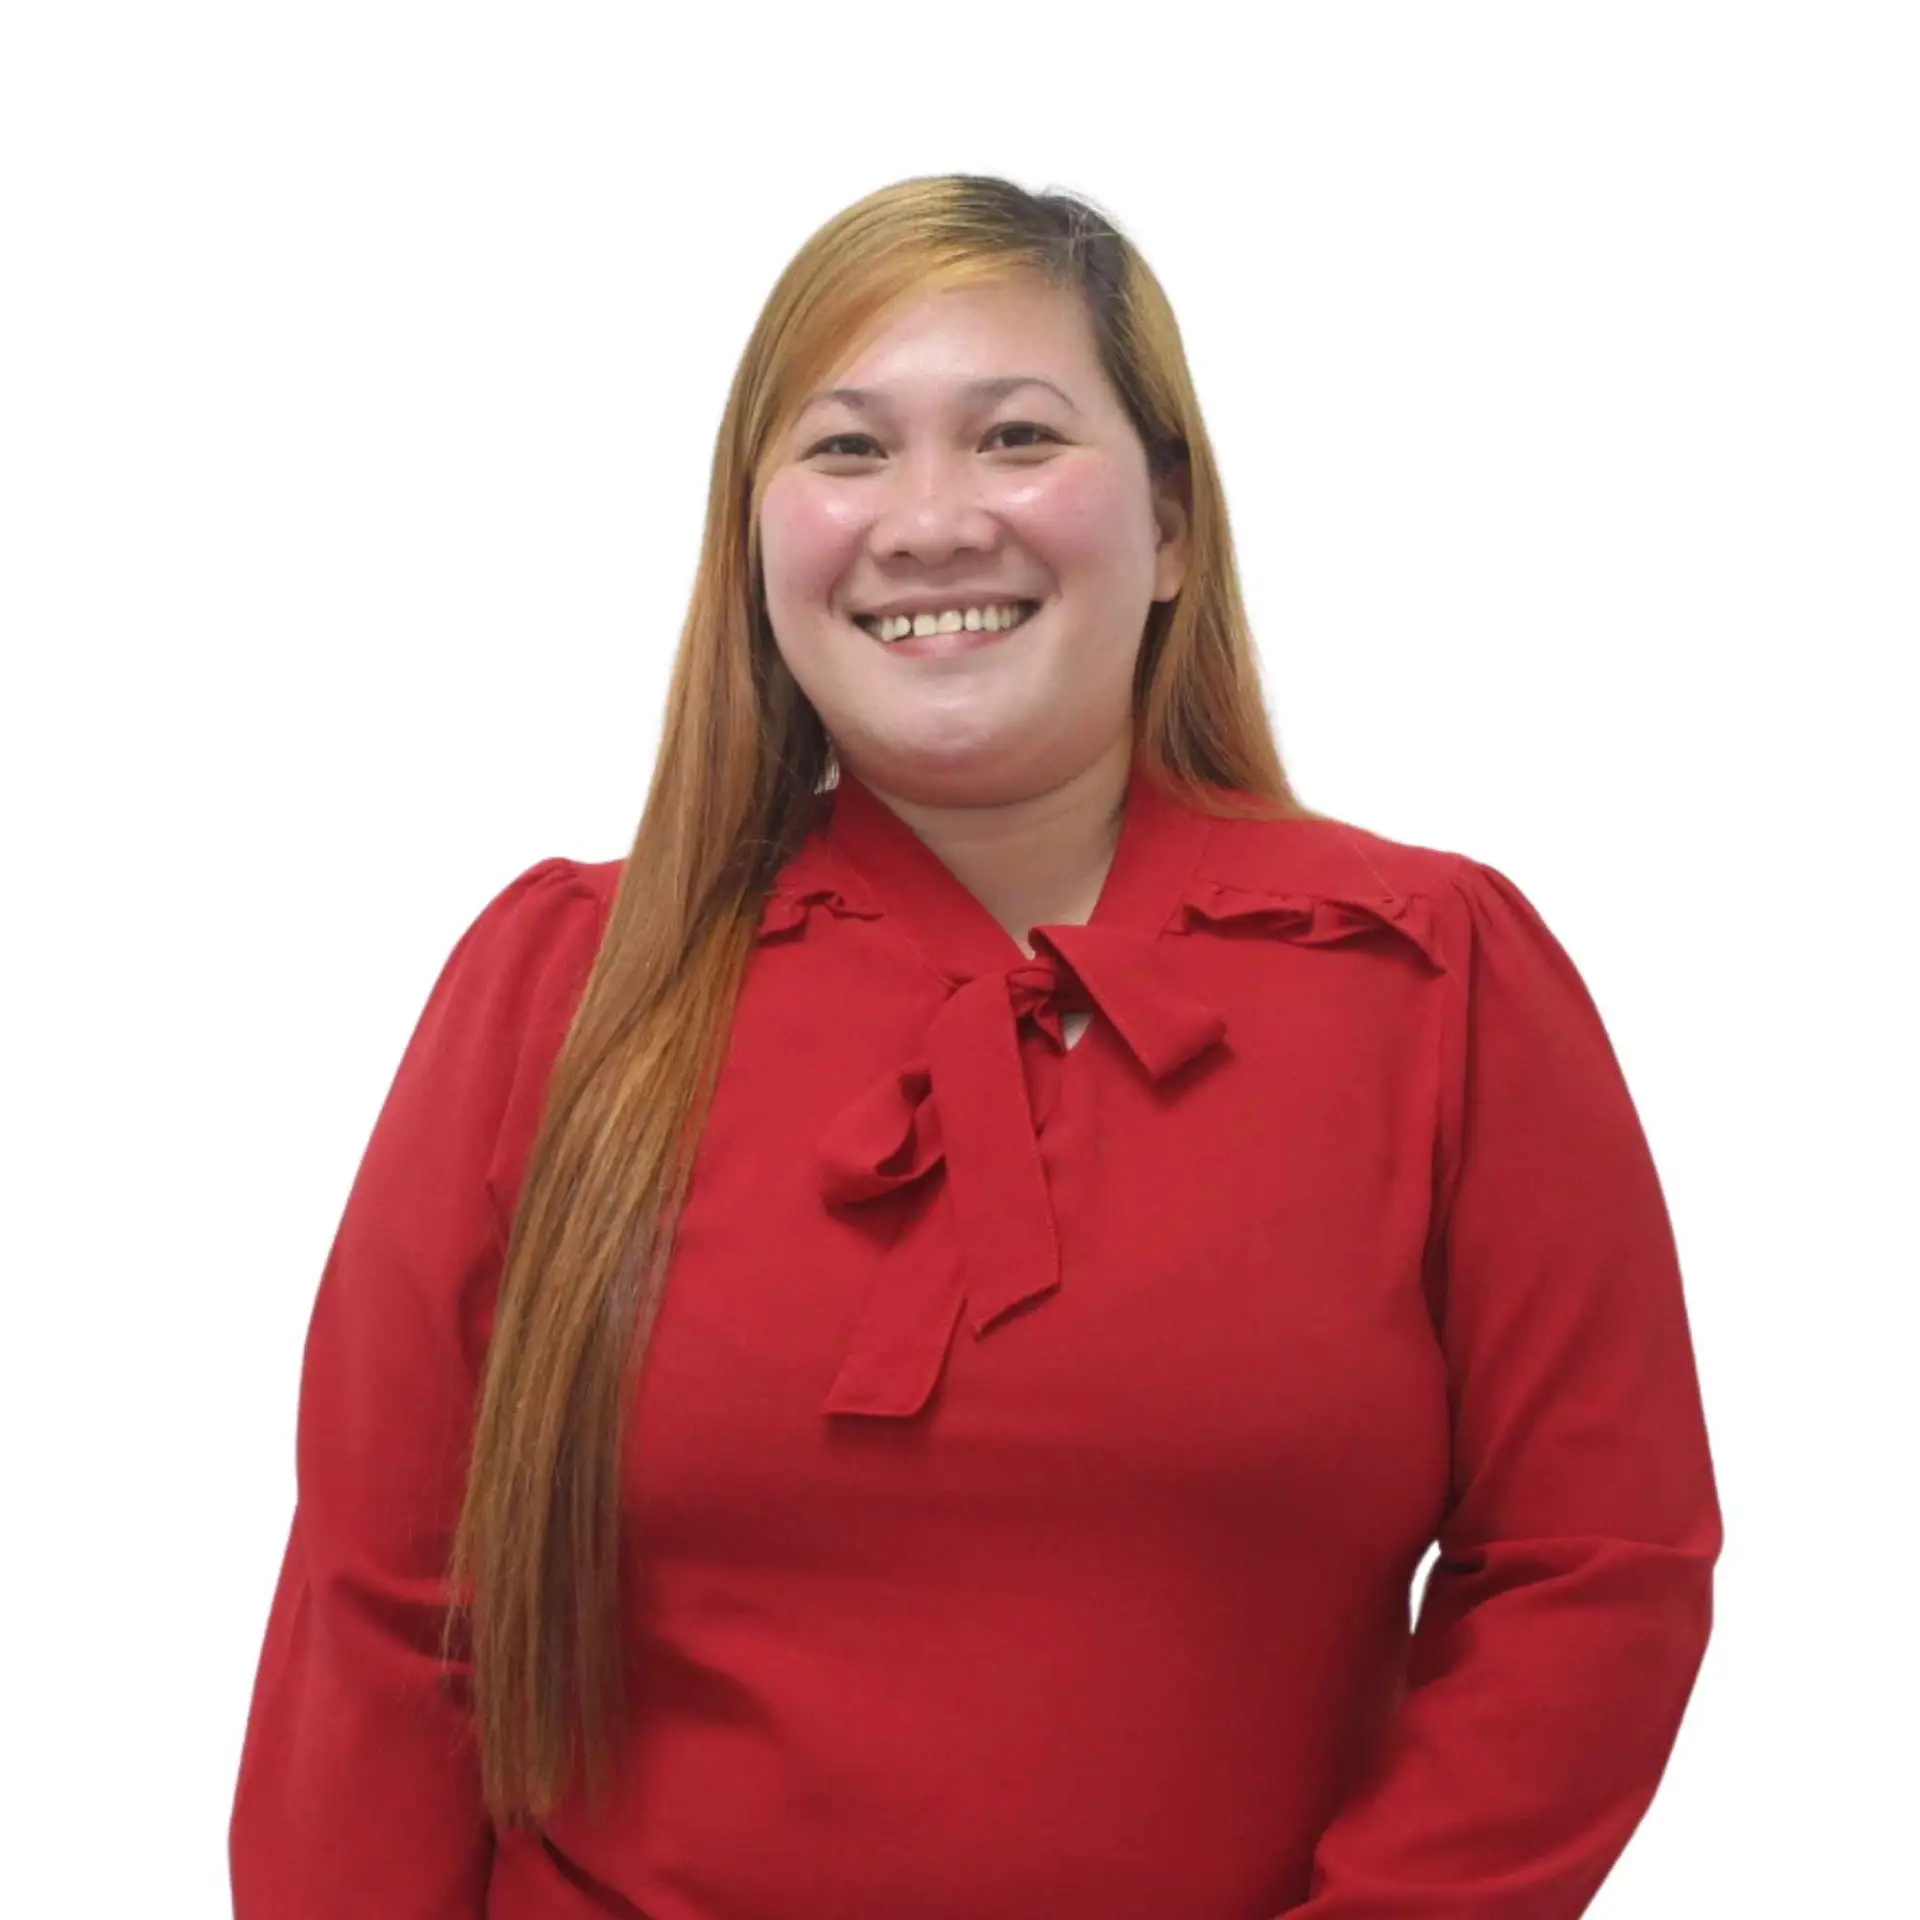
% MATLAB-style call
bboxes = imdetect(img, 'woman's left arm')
[1292,857,1723,1917]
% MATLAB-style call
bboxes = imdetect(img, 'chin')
[844,727,1021,780]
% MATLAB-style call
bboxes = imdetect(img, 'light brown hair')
[446,171,1324,1826]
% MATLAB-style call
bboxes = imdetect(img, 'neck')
[855,737,1135,955]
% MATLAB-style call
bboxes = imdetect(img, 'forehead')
[800,280,1103,415]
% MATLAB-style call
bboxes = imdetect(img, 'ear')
[1149,458,1192,604]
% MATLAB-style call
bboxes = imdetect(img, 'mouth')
[850,599,1043,654]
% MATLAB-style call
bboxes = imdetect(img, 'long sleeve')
[1292,858,1722,1916]
[230,857,607,1919]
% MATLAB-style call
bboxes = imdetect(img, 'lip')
[852,583,1044,614]
[860,599,1043,659]
[848,583,1044,614]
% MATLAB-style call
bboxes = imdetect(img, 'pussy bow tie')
[813,922,1226,1419]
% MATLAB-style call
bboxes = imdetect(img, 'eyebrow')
[799,375,1080,418]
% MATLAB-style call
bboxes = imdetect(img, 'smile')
[853,600,1041,645]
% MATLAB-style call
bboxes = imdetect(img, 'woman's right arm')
[229,857,606,1918]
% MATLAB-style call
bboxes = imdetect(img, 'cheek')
[1001,459,1155,580]
[758,477,864,611]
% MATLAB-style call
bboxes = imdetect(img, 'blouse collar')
[750,751,1243,1423]
[749,753,1445,1425]
[816,747,1217,977]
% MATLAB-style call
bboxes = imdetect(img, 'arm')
[1293,858,1722,1916]
[229,858,606,1918]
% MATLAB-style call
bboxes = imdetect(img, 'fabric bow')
[816,923,1226,1419]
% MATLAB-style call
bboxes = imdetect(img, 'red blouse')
[230,755,1721,1918]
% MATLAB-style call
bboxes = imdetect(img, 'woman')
[230,174,1721,1918]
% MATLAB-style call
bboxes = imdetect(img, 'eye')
[803,422,1063,462]
[807,433,881,459]
[987,421,1060,451]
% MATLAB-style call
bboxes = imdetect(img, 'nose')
[864,443,1002,568]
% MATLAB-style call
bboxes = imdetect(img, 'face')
[755,277,1189,808]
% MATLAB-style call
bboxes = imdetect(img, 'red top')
[231,756,1721,1918]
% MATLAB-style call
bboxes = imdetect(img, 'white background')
[4,3,1914,1912]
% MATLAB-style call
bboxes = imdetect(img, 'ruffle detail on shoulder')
[754,878,884,943]
[1167,877,1449,973]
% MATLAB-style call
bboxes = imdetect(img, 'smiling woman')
[230,173,1720,1920]
[757,274,1189,802]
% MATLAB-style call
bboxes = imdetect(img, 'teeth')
[857,601,1035,643]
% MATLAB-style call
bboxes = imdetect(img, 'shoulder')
[1179,803,1481,974]
[473,852,621,923]
[411,857,622,1237]
[1188,802,1577,984]
[411,855,620,1079]
[1197,803,1470,901]
[454,854,620,968]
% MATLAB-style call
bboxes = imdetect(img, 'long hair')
[445,172,1327,1827]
